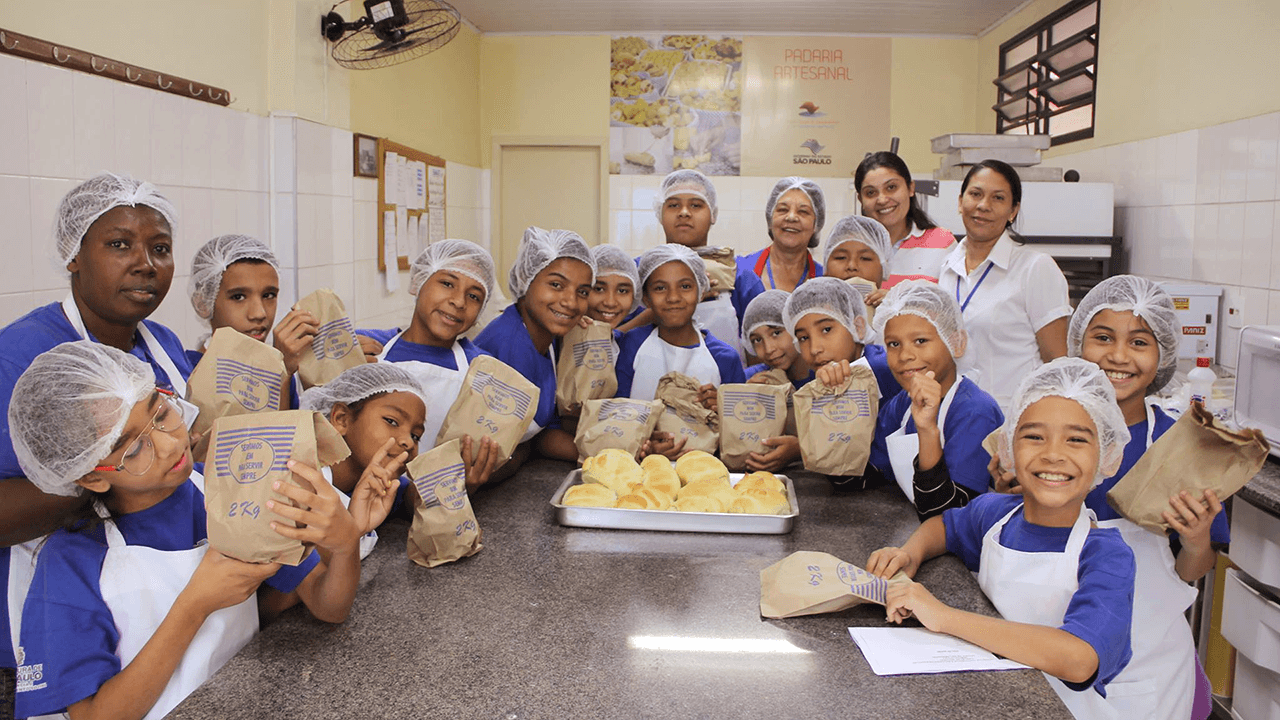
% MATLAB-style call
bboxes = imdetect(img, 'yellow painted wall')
[348,24,482,166]
[977,0,1280,156]
[478,35,611,167]
[889,37,981,174]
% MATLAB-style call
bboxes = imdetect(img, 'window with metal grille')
[994,0,1099,145]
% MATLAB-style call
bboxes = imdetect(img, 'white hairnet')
[825,215,892,269]
[654,169,719,222]
[299,362,429,418]
[782,277,869,345]
[409,239,497,312]
[742,290,790,345]
[591,244,641,309]
[507,226,596,300]
[1068,275,1179,394]
[999,357,1131,487]
[766,177,826,249]
[9,341,155,496]
[637,244,710,299]
[56,173,178,267]
[188,235,279,321]
[872,279,967,358]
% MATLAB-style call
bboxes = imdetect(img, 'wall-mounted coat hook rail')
[0,26,231,107]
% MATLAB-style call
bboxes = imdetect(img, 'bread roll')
[738,488,790,515]
[677,479,738,511]
[562,483,618,508]
[583,448,643,495]
[616,494,650,509]
[675,495,724,513]
[635,486,672,510]
[643,473,680,500]
[736,471,785,494]
[674,451,730,486]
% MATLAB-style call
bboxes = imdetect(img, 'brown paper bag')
[187,327,288,462]
[696,246,736,293]
[760,551,907,618]
[555,318,618,415]
[654,372,719,454]
[295,289,365,389]
[750,367,798,437]
[405,438,483,567]
[435,355,540,461]
[793,365,879,476]
[574,397,663,462]
[718,383,790,471]
[205,410,351,565]
[1107,402,1270,534]
[845,277,878,329]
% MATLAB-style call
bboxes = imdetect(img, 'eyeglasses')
[94,389,186,476]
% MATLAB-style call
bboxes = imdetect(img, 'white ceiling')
[446,0,1030,37]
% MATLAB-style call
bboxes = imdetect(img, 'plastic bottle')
[1188,356,1214,411]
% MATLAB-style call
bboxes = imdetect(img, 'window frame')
[994,0,1101,146]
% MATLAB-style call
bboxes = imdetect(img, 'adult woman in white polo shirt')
[939,160,1070,410]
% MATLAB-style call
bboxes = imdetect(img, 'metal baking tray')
[551,469,798,535]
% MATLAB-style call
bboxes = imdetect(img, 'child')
[737,177,825,292]
[587,244,640,358]
[1067,275,1223,720]
[187,234,316,408]
[866,280,1003,519]
[822,215,893,308]
[854,151,956,287]
[352,241,502,488]
[868,358,1136,720]
[740,290,808,472]
[11,341,391,720]
[300,363,430,556]
[620,170,765,347]
[782,277,898,401]
[474,227,596,463]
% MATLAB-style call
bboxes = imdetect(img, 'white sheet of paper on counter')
[382,210,399,292]
[847,627,1029,676]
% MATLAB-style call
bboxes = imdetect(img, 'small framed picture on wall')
[353,133,378,178]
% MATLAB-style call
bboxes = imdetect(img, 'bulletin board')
[377,138,447,273]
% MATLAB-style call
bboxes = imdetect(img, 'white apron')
[319,466,379,560]
[629,328,722,402]
[885,377,960,503]
[376,332,469,452]
[1093,405,1197,720]
[30,472,259,720]
[977,503,1121,720]
[694,293,743,361]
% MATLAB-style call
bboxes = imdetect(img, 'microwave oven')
[1235,325,1280,458]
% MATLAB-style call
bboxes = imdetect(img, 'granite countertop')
[1239,455,1280,518]
[170,461,1071,720]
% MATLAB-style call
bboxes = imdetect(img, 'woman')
[738,177,825,293]
[854,152,955,287]
[938,160,1070,411]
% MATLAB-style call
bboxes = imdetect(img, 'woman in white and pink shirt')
[855,152,956,289]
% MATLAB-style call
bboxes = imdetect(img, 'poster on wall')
[739,37,892,178]
[609,34,743,176]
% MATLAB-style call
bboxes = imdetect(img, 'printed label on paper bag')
[473,371,533,417]
[597,399,651,424]
[573,338,614,371]
[213,426,294,484]
[413,461,468,511]
[312,317,358,360]
[810,388,872,422]
[721,389,776,424]
[837,562,888,604]
[216,358,282,412]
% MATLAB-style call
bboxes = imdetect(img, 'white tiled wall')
[1054,111,1280,370]
[0,52,491,346]
[608,175,858,256]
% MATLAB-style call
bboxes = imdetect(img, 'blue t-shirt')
[0,302,193,670]
[1086,404,1229,545]
[862,343,903,401]
[15,479,317,716]
[629,253,766,330]
[615,325,745,399]
[944,492,1135,697]
[472,305,561,431]
[736,248,824,291]
[357,328,490,370]
[869,377,1003,495]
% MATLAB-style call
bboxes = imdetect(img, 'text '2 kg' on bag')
[574,397,663,461]
[556,318,618,416]
[435,355,540,462]
[406,438,483,567]
[718,383,790,471]
[793,364,878,476]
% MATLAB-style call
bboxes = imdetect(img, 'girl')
[737,177,825,293]
[11,341,392,720]
[741,290,808,472]
[939,160,1071,411]
[854,152,956,287]
[187,234,317,409]
[474,227,596,463]
[865,281,1003,520]
[822,215,894,308]
[353,241,502,488]
[587,244,640,358]
[783,277,898,401]
[868,358,1136,720]
[1067,275,1223,720]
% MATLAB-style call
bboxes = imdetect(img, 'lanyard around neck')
[955,262,995,312]
[761,247,811,290]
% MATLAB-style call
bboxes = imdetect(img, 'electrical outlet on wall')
[1226,298,1244,329]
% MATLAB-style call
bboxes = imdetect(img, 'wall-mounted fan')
[321,0,461,70]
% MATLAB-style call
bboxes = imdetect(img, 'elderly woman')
[737,177,825,293]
